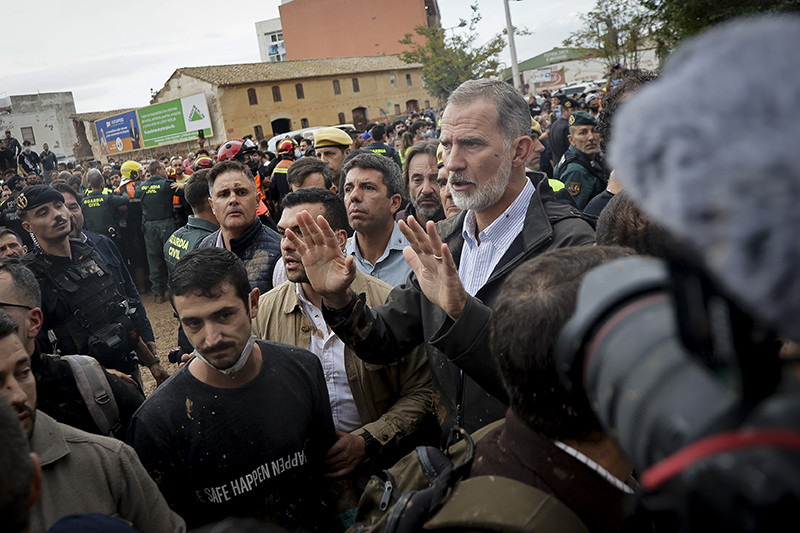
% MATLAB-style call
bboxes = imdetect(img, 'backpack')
[349,420,590,533]
[63,355,122,437]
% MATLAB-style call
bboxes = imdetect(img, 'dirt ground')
[139,292,182,396]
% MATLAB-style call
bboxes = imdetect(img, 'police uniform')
[554,111,607,211]
[17,187,146,379]
[163,215,218,273]
[365,141,403,169]
[81,189,128,239]
[134,175,178,298]
[0,175,34,248]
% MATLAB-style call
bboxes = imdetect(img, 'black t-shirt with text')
[128,340,337,530]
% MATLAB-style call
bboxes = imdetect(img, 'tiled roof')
[70,109,135,122]
[177,55,420,86]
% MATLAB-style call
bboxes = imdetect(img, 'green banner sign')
[137,93,213,148]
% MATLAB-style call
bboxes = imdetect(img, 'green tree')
[563,0,654,71]
[399,4,508,103]
[642,0,800,58]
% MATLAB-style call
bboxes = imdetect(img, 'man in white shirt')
[254,188,433,480]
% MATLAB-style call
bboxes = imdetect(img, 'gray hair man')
[285,79,595,437]
[395,140,444,225]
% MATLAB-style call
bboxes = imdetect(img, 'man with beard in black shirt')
[128,247,337,531]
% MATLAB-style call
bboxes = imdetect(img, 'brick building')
[151,55,433,143]
[256,0,440,62]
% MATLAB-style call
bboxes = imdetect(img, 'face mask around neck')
[192,335,257,377]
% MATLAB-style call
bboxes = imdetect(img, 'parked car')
[558,81,602,99]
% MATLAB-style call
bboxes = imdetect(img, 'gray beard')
[449,155,512,212]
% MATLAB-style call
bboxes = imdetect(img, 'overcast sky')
[2,0,594,114]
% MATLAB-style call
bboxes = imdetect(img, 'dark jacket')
[198,218,281,294]
[84,231,155,344]
[469,410,634,532]
[22,240,150,373]
[323,180,595,435]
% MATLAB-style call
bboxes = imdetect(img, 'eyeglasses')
[0,301,33,310]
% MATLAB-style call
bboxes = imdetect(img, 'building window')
[295,83,305,99]
[265,30,287,62]
[352,78,360,93]
[247,88,258,105]
[254,125,264,140]
[390,75,397,89]
[301,118,309,128]
[406,73,413,86]
[394,104,401,115]
[338,112,346,124]
[424,100,431,109]
[333,80,341,95]
[20,127,35,145]
[272,86,282,102]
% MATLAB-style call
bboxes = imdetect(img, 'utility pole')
[504,0,522,93]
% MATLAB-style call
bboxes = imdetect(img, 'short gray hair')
[447,79,530,144]
[342,152,404,198]
[86,168,104,189]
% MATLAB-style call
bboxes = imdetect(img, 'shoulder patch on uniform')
[567,182,581,196]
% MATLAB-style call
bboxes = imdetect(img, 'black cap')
[15,185,65,212]
[6,175,26,190]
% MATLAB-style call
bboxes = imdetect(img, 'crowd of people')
[1,14,799,533]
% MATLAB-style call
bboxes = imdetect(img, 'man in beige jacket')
[0,309,184,533]
[253,188,435,482]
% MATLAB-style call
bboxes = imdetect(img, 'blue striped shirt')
[458,179,535,296]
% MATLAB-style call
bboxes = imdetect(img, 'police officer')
[163,169,218,273]
[82,169,128,241]
[17,185,168,388]
[365,124,403,169]
[554,110,606,211]
[313,127,353,197]
[134,161,178,303]
[0,174,33,248]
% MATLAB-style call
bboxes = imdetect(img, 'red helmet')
[193,156,215,170]
[277,139,295,154]
[217,138,258,162]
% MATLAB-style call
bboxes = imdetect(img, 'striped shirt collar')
[554,441,635,494]
[458,179,535,296]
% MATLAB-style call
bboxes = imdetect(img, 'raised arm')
[285,210,356,309]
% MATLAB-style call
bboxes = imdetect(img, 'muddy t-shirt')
[128,340,336,530]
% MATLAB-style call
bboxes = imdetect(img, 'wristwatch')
[361,431,382,459]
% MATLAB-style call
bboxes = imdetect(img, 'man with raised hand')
[286,79,595,437]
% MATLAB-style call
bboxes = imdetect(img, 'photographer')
[558,16,800,531]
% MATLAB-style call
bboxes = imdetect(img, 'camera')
[556,255,800,531]
[168,347,184,365]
